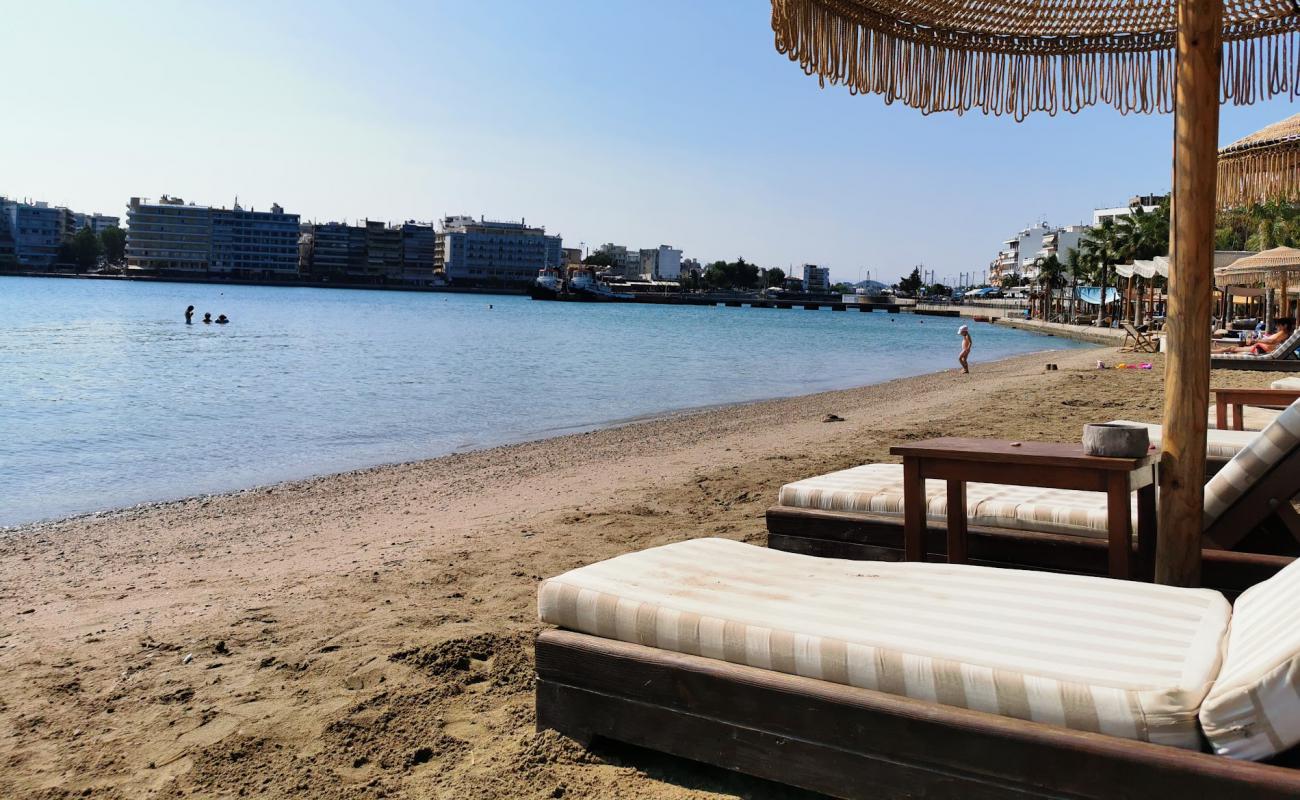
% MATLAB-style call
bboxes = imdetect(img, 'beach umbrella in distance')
[1218,114,1300,209]
[1215,246,1300,318]
[769,0,1300,586]
[1214,246,1300,288]
[1216,116,1300,317]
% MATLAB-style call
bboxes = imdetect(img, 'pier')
[613,293,904,313]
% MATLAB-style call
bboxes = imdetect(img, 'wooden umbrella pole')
[1158,0,1221,587]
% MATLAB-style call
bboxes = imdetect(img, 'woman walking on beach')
[957,325,972,373]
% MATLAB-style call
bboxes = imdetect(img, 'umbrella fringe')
[773,0,1300,121]
[1217,145,1300,208]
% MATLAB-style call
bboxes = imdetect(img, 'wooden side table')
[889,438,1158,580]
[1213,388,1300,430]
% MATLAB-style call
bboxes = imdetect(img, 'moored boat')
[530,266,635,302]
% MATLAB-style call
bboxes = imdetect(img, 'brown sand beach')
[0,346,1284,800]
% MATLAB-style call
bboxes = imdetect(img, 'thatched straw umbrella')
[770,0,1300,586]
[1216,245,1300,318]
[1218,114,1300,209]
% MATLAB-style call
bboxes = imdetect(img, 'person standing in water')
[203,312,212,324]
[185,305,195,324]
[957,324,972,374]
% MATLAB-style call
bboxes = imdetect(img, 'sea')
[0,276,1087,527]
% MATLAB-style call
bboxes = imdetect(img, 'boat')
[528,266,564,300]
[529,266,635,302]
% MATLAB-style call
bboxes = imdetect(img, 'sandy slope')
[0,346,1281,799]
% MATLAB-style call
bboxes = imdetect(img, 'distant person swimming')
[215,314,229,324]
[185,305,195,324]
[957,324,972,374]
[203,313,212,324]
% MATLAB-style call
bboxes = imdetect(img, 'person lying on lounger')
[1214,317,1294,354]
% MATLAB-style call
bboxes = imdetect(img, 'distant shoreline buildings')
[1,192,584,290]
[595,242,683,282]
[987,194,1167,286]
[0,197,118,269]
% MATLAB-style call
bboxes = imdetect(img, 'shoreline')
[0,270,527,296]
[1,342,1079,534]
[9,344,1281,799]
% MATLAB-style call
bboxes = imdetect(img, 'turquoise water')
[0,276,1086,527]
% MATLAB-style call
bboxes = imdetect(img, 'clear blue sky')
[2,1,1295,284]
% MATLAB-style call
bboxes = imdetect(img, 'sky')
[2,1,1297,285]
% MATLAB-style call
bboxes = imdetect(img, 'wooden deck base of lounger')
[535,630,1300,800]
[765,507,1295,597]
[1211,358,1300,371]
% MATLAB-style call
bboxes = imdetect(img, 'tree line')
[58,225,127,272]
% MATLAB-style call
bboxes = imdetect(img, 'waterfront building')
[300,221,368,279]
[210,203,300,276]
[73,212,121,233]
[126,196,213,273]
[435,216,562,284]
[802,263,831,293]
[1,198,75,268]
[1093,194,1164,226]
[126,195,300,275]
[400,221,437,278]
[989,222,1051,284]
[596,243,642,279]
[364,220,403,279]
[562,247,583,266]
[1031,224,1089,276]
[0,202,13,267]
[639,245,682,281]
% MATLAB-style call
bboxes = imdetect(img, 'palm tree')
[1081,218,1121,325]
[1063,247,1082,323]
[1034,254,1066,321]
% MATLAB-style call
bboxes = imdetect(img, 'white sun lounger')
[537,538,1300,796]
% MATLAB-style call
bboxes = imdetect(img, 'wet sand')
[0,346,1282,799]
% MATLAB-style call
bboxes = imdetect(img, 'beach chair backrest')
[1214,327,1300,360]
[1199,556,1300,759]
[1203,399,1300,528]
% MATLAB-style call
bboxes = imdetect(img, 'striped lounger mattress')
[539,537,1231,749]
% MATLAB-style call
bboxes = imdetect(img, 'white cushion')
[1200,557,1300,759]
[1203,401,1300,527]
[539,538,1231,749]
[1273,377,1300,391]
[778,462,1132,539]
[1110,420,1257,460]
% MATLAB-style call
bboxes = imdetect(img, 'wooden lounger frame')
[536,630,1300,799]
[767,441,1300,592]
[767,507,1294,596]
[1211,358,1300,371]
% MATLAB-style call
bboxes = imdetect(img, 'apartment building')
[639,245,682,281]
[400,221,437,278]
[435,216,562,284]
[1093,194,1165,226]
[126,196,300,275]
[210,203,300,276]
[0,198,74,268]
[73,212,121,233]
[802,263,831,292]
[596,243,643,279]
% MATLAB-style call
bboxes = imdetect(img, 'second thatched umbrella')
[1218,114,1300,209]
[771,0,1300,586]
[1216,246,1300,319]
